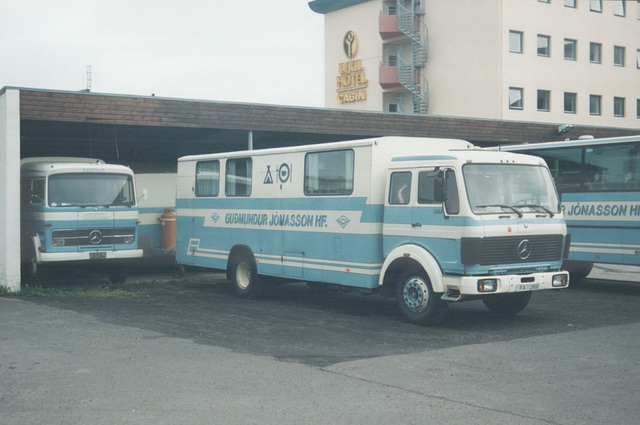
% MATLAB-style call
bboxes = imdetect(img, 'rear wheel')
[482,292,532,316]
[231,252,265,299]
[395,268,447,325]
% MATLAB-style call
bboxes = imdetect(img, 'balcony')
[379,66,401,89]
[379,14,404,39]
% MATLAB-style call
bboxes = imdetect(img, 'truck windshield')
[463,164,559,215]
[48,173,136,207]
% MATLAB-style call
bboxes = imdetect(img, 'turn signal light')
[552,274,568,287]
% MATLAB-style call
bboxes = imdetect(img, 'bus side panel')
[176,198,384,289]
[562,192,640,265]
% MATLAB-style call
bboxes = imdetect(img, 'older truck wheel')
[395,268,447,325]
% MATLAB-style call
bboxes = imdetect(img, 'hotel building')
[309,0,640,128]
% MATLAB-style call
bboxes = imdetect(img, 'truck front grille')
[51,228,136,247]
[462,235,563,265]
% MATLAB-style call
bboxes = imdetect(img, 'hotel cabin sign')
[336,30,368,104]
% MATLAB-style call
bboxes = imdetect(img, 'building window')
[590,0,602,12]
[537,35,550,57]
[636,49,640,68]
[564,0,576,7]
[590,95,602,116]
[614,46,626,67]
[537,90,551,111]
[509,88,524,110]
[564,39,577,60]
[614,97,625,117]
[590,42,602,64]
[638,0,640,19]
[538,0,549,3]
[564,92,577,114]
[509,31,523,53]
[637,99,640,118]
[614,0,625,16]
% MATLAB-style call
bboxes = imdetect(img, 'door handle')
[411,222,422,228]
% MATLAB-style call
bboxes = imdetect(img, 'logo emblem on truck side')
[89,230,103,244]
[517,239,531,260]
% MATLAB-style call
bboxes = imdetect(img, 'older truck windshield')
[48,173,135,207]
[463,164,560,215]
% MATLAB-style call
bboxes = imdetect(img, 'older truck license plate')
[90,252,107,259]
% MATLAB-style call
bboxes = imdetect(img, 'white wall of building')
[324,1,383,111]
[0,89,22,292]
[424,0,503,119]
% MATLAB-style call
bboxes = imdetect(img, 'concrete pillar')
[0,88,21,292]
[248,130,253,150]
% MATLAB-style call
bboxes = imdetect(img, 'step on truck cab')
[21,157,143,283]
[176,137,569,324]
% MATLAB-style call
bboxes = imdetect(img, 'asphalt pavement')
[1,264,639,425]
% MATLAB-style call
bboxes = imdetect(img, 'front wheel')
[395,269,447,325]
[231,253,265,299]
[482,291,532,316]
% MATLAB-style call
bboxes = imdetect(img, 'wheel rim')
[235,261,251,289]
[402,277,429,313]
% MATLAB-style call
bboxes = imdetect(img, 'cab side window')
[445,170,460,215]
[389,172,411,204]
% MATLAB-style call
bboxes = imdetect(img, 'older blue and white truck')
[20,157,143,283]
[175,137,569,324]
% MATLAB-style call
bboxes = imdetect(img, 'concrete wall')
[0,89,21,292]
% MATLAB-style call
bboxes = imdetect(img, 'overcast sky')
[0,0,325,107]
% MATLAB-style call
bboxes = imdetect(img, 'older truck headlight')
[552,274,568,287]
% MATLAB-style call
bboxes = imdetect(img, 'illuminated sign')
[337,31,368,104]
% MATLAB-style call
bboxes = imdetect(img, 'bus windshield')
[463,164,559,215]
[48,173,136,207]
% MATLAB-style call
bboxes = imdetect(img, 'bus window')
[304,149,354,196]
[226,158,252,197]
[196,160,220,197]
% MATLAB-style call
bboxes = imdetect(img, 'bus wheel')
[231,253,265,299]
[482,292,532,316]
[563,261,593,281]
[395,268,447,325]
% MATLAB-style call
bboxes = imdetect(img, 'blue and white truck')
[20,157,143,283]
[175,137,569,324]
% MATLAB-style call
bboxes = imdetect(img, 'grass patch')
[1,276,228,299]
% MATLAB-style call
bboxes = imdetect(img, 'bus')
[175,137,569,325]
[497,135,640,279]
[21,157,143,283]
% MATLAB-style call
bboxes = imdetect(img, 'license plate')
[516,283,540,292]
[90,252,107,259]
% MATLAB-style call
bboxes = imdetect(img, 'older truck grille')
[51,228,136,247]
[461,235,563,266]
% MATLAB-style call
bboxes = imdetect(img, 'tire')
[395,268,447,325]
[22,246,48,283]
[108,268,128,284]
[562,261,593,281]
[482,291,532,316]
[231,252,265,299]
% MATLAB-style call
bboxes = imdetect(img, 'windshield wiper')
[476,204,523,218]
[513,204,555,218]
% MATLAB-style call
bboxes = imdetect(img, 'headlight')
[478,278,498,292]
[52,238,65,247]
[123,236,135,244]
[552,274,568,287]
